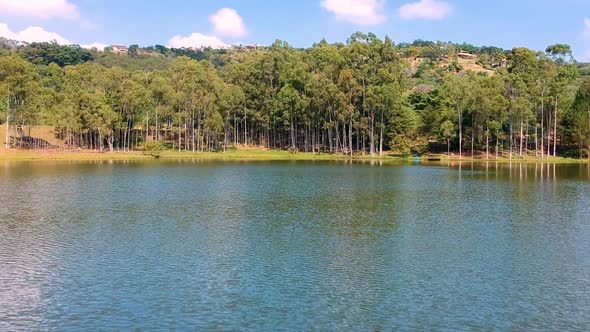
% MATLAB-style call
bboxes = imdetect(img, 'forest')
[1,33,590,159]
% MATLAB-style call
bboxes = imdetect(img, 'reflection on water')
[0,160,589,330]
[444,161,590,182]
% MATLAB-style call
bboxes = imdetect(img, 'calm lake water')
[1,160,589,331]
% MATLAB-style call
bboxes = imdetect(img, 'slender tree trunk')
[184,122,188,152]
[135,128,139,149]
[178,117,181,152]
[290,105,295,149]
[123,122,127,151]
[554,98,558,157]
[192,111,196,153]
[334,124,339,153]
[370,110,375,158]
[108,134,114,152]
[155,105,159,142]
[224,115,228,153]
[379,110,384,156]
[525,123,529,156]
[244,107,247,146]
[130,121,134,150]
[541,87,545,159]
[486,127,490,160]
[519,120,524,157]
[343,122,347,152]
[311,120,315,154]
[358,126,362,154]
[471,116,475,159]
[123,120,129,152]
[458,108,462,159]
[547,109,552,157]
[145,111,149,143]
[495,131,499,160]
[534,125,538,157]
[5,96,9,149]
[349,117,353,158]
[509,122,513,160]
[98,130,103,153]
[197,110,202,152]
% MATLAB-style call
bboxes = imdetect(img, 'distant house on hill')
[111,45,128,54]
[234,44,264,51]
[492,59,508,68]
[457,51,477,59]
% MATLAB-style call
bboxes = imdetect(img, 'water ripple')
[0,161,589,330]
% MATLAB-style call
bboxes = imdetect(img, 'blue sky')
[1,0,590,60]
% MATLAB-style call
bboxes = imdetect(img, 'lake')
[1,160,589,331]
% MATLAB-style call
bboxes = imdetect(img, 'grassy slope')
[0,149,399,161]
[0,126,65,148]
[0,127,586,163]
[0,149,587,163]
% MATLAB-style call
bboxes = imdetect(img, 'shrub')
[142,141,166,158]
[389,135,428,156]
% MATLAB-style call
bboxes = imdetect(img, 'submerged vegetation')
[1,34,590,160]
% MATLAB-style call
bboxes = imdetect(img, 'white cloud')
[210,8,247,38]
[399,0,451,20]
[168,32,228,49]
[0,0,79,19]
[321,0,386,25]
[0,23,107,49]
[0,23,71,44]
[168,8,247,50]
[81,42,108,51]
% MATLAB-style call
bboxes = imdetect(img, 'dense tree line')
[1,33,590,158]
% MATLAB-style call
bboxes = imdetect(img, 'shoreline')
[0,149,588,164]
